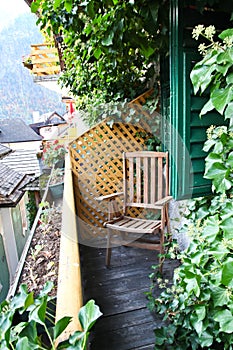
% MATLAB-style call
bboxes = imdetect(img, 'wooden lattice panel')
[70,122,152,236]
[69,90,160,245]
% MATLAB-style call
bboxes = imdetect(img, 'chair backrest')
[122,151,169,212]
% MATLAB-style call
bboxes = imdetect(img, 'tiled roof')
[30,112,67,134]
[0,118,42,143]
[0,149,42,178]
[0,144,12,158]
[0,164,33,207]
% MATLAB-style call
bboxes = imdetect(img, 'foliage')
[147,128,233,349]
[42,140,67,168]
[190,25,233,118]
[0,282,102,350]
[26,192,38,229]
[31,0,169,105]
[147,26,233,349]
[79,87,160,137]
[203,125,233,194]
[30,1,233,115]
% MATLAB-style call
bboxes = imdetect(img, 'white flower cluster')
[192,25,233,56]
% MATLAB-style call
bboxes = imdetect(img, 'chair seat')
[105,215,161,234]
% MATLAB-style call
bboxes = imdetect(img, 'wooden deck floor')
[80,244,178,350]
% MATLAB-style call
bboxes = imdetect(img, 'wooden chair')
[96,151,172,271]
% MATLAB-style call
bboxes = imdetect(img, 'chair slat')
[150,157,156,203]
[136,157,141,203]
[158,157,163,200]
[143,157,149,204]
[129,157,134,203]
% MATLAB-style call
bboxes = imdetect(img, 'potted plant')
[42,140,67,169]
[49,168,64,199]
[22,55,33,70]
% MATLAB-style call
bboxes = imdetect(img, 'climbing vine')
[146,25,233,350]
[29,1,233,115]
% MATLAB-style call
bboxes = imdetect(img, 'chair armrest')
[154,196,173,207]
[95,192,124,202]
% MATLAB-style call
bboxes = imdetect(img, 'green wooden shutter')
[165,0,230,200]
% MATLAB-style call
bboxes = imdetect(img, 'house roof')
[30,112,67,135]
[0,144,12,158]
[0,149,42,178]
[0,164,34,207]
[0,118,42,143]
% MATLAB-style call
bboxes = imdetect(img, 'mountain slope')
[0,13,66,123]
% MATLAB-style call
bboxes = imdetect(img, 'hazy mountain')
[0,13,66,123]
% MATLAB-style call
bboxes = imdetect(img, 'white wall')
[7,141,42,152]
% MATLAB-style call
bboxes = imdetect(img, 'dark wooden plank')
[94,308,159,333]
[80,244,178,350]
[90,320,155,350]
[84,287,150,316]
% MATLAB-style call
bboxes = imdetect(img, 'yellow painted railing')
[55,153,83,340]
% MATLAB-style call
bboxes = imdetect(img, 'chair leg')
[106,229,112,267]
[159,209,166,274]
[165,204,172,242]
[159,230,165,274]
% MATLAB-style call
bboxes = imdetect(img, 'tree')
[31,0,169,106]
[30,0,233,111]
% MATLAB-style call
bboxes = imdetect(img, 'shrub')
[0,282,102,350]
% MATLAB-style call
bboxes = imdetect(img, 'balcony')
[23,43,60,75]
[22,43,68,94]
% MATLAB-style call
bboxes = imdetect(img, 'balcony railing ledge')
[55,153,83,341]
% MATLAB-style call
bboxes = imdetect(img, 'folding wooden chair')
[96,151,172,272]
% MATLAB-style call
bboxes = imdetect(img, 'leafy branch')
[190,26,233,118]
[0,282,102,350]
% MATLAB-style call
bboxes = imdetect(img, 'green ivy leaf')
[211,87,233,115]
[219,29,233,41]
[94,48,102,59]
[28,298,47,326]
[226,73,233,84]
[217,49,233,65]
[54,0,63,10]
[208,243,229,259]
[154,327,168,345]
[54,316,72,339]
[198,331,213,348]
[200,99,214,116]
[15,337,32,350]
[65,0,73,12]
[212,286,231,307]
[30,0,40,13]
[202,215,219,242]
[101,32,114,46]
[214,309,233,333]
[78,300,102,332]
[225,102,233,119]
[39,281,54,297]
[203,139,216,152]
[190,64,216,94]
[221,260,233,287]
[185,277,201,297]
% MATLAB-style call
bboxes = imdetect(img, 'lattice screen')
[69,90,160,246]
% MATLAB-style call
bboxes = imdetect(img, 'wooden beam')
[56,154,83,341]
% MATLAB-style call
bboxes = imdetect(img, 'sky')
[0,0,30,32]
